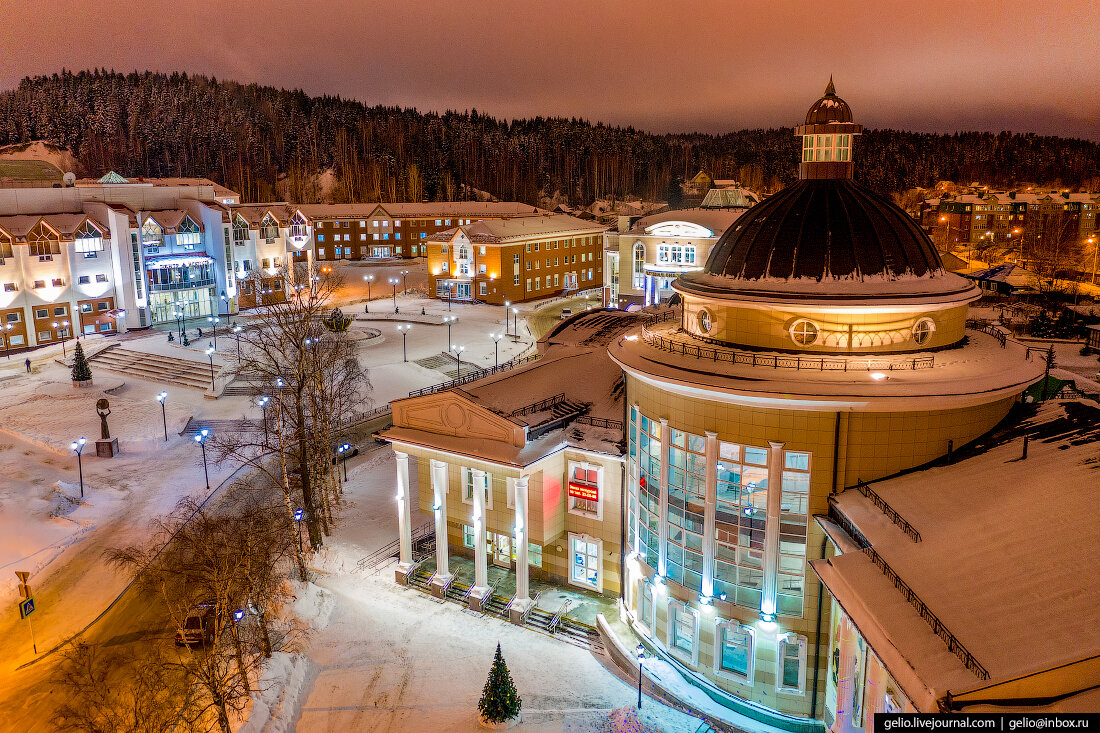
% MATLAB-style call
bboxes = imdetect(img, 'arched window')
[289,212,308,239]
[74,221,104,254]
[177,217,201,247]
[232,215,250,246]
[260,215,280,242]
[912,318,936,345]
[28,222,60,260]
[142,218,164,248]
[632,242,645,288]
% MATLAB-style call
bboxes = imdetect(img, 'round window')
[912,318,936,345]
[697,309,713,334]
[790,319,819,346]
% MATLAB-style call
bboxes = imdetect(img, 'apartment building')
[304,202,545,262]
[426,214,607,304]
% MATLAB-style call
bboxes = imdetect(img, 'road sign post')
[15,571,37,654]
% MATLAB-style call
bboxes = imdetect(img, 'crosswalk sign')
[19,597,35,619]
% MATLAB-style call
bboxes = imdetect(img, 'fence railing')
[640,326,935,371]
[826,504,987,680]
[862,544,989,680]
[854,480,922,542]
[965,320,1009,347]
[511,392,565,417]
[408,354,541,397]
[574,415,624,431]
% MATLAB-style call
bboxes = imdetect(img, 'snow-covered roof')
[630,208,746,237]
[813,400,1100,710]
[384,310,642,467]
[426,214,606,244]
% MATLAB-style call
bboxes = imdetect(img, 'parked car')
[174,603,216,646]
[560,308,573,320]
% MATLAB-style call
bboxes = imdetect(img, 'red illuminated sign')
[568,482,599,502]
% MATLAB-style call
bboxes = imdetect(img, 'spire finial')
[825,75,835,96]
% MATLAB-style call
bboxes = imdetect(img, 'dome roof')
[804,77,853,124]
[700,178,944,283]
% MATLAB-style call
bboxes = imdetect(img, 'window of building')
[778,634,808,694]
[96,274,108,283]
[52,278,63,288]
[790,319,820,346]
[78,275,90,284]
[667,601,699,665]
[80,302,92,312]
[666,428,706,592]
[632,242,645,288]
[463,524,476,548]
[526,278,531,291]
[97,301,109,311]
[777,452,810,616]
[38,331,52,341]
[33,281,45,290]
[74,221,104,253]
[178,217,202,246]
[461,467,492,509]
[479,282,487,296]
[3,283,17,293]
[713,441,768,609]
[715,621,755,683]
[912,318,936,345]
[569,534,600,591]
[568,463,601,517]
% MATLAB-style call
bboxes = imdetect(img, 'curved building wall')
[621,373,1018,718]
[681,295,971,354]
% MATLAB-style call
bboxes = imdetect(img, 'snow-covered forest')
[2,69,1099,205]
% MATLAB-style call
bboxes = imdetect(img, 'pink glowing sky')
[4,0,1098,139]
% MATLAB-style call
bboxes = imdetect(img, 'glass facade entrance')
[149,288,217,324]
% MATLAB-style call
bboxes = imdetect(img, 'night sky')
[4,0,1099,139]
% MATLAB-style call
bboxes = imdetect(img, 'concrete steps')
[89,345,221,390]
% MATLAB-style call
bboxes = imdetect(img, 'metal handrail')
[854,480,922,542]
[511,392,565,417]
[548,599,571,634]
[523,591,543,623]
[861,544,989,680]
[639,325,936,371]
[574,415,624,431]
[408,354,541,397]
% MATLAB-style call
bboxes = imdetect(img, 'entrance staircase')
[88,345,221,390]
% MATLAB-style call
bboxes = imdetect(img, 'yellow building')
[607,81,1043,724]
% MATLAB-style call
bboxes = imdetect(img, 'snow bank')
[290,580,335,631]
[237,652,313,733]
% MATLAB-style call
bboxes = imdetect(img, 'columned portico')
[428,459,452,597]
[467,468,490,610]
[394,450,414,585]
[509,475,533,624]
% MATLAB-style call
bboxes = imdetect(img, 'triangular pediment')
[391,390,525,447]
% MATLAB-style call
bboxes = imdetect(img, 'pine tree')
[71,341,92,382]
[478,643,521,724]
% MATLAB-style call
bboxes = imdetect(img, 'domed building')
[608,81,1043,726]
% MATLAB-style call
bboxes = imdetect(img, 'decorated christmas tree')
[478,643,521,724]
[71,341,92,383]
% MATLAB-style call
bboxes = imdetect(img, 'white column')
[762,441,785,617]
[472,468,488,592]
[513,476,530,602]
[431,459,450,580]
[395,450,413,572]
[657,418,670,578]
[701,431,718,598]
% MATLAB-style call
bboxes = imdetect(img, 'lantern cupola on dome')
[796,77,863,181]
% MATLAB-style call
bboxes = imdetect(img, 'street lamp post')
[636,645,645,710]
[396,324,411,362]
[400,269,409,293]
[257,395,270,446]
[156,391,168,441]
[451,344,465,378]
[338,442,350,483]
[205,345,216,391]
[208,316,220,350]
[511,307,519,338]
[443,315,456,354]
[233,324,243,361]
[389,278,399,312]
[489,332,503,367]
[363,275,374,313]
[52,321,69,358]
[294,508,304,553]
[71,437,87,498]
[194,429,211,491]
[2,323,11,359]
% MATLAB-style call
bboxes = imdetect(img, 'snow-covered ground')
[240,445,703,733]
